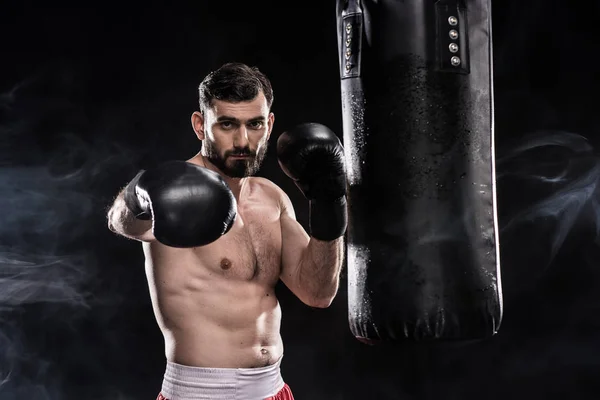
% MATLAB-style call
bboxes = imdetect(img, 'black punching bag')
[337,0,503,343]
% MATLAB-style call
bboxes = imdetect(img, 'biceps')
[280,213,310,276]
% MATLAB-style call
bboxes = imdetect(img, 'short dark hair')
[198,62,274,113]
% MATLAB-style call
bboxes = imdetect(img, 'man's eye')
[249,121,263,129]
[220,122,233,129]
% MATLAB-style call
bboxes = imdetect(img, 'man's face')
[195,92,274,178]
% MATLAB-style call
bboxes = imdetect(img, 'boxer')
[107,62,347,399]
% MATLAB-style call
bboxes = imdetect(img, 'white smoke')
[497,130,600,266]
[0,67,142,400]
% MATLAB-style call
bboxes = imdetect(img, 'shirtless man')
[106,63,347,400]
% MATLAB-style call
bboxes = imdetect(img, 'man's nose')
[234,126,249,147]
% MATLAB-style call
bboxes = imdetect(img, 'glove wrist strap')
[309,196,348,241]
[124,170,152,220]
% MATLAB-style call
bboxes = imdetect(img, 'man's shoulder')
[247,177,292,207]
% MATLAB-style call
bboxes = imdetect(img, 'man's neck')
[189,154,246,199]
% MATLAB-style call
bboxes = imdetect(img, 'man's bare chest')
[195,199,282,283]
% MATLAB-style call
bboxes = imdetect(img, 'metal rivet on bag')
[451,56,461,66]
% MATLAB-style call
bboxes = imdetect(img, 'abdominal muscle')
[143,242,284,369]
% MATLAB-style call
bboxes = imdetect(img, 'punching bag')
[337,0,503,343]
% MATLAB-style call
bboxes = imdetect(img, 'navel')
[220,258,232,270]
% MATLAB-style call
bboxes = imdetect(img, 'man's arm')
[107,190,155,242]
[275,122,348,308]
[279,190,344,308]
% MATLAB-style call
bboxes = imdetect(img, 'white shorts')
[160,356,285,400]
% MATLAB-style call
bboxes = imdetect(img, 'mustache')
[226,148,255,157]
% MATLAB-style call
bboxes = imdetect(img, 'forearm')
[107,191,153,241]
[297,236,345,306]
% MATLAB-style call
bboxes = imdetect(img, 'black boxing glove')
[123,161,236,247]
[277,122,347,241]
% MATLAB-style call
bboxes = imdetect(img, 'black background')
[1,1,600,399]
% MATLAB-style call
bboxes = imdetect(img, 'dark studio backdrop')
[1,1,600,399]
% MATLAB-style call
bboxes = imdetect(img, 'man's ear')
[267,112,275,140]
[191,111,205,140]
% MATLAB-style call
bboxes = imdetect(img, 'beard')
[203,139,268,178]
